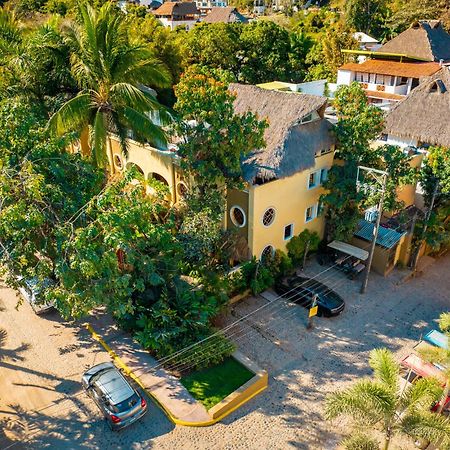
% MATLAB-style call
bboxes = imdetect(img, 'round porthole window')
[177,181,188,197]
[260,245,275,262]
[262,207,276,227]
[230,206,246,228]
[113,154,123,169]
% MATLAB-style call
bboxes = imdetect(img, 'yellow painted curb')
[84,323,267,427]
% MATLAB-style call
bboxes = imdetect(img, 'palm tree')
[0,10,74,100]
[418,312,450,413]
[47,2,171,168]
[325,348,450,450]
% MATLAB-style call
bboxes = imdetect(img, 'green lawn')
[180,357,254,410]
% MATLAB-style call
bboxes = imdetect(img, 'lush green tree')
[387,0,449,37]
[322,83,416,241]
[130,14,184,86]
[182,22,241,80]
[418,146,450,251]
[333,82,384,162]
[286,229,320,266]
[0,10,74,100]
[345,0,390,39]
[239,20,292,84]
[322,83,383,241]
[325,348,450,450]
[0,98,103,288]
[47,2,171,167]
[174,65,266,200]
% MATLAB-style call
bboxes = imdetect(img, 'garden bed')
[180,356,255,410]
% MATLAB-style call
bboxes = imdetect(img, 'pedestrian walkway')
[85,311,211,425]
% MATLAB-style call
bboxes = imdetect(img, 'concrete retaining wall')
[208,351,268,420]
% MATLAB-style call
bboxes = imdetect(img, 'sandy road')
[0,254,449,449]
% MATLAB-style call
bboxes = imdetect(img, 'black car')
[274,276,345,317]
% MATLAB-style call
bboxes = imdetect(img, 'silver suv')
[82,362,147,430]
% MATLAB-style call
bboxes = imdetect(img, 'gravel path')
[0,254,449,449]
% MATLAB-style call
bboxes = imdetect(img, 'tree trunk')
[383,436,390,450]
[302,239,310,270]
[438,379,450,414]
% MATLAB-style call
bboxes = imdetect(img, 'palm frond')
[325,380,394,425]
[341,433,379,450]
[418,344,450,369]
[400,377,443,412]
[47,93,91,135]
[121,105,167,149]
[401,410,450,447]
[369,348,400,391]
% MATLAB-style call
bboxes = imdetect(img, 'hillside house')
[203,6,248,23]
[336,21,450,109]
[153,2,200,30]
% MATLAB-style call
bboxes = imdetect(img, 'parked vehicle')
[274,276,345,317]
[82,362,147,430]
[17,277,55,315]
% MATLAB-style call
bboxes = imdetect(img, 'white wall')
[295,80,328,97]
[336,70,354,86]
[158,17,198,30]
[386,134,419,148]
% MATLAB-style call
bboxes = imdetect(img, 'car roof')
[94,368,135,405]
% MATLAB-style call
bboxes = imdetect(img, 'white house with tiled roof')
[336,20,450,110]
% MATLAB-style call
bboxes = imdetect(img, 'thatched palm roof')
[203,7,248,23]
[377,20,450,62]
[384,67,450,147]
[229,84,335,182]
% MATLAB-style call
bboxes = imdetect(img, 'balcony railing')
[358,82,408,96]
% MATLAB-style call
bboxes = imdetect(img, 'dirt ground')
[0,254,449,450]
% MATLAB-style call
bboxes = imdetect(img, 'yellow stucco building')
[95,84,336,260]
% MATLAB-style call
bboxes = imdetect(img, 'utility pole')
[411,180,439,271]
[356,166,388,295]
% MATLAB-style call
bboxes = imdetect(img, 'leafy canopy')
[47,2,171,167]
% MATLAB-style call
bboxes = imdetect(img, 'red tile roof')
[364,90,405,101]
[339,60,441,78]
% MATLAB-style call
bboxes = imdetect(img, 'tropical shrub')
[286,230,320,266]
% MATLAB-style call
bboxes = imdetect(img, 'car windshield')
[111,393,139,413]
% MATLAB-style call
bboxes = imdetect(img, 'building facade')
[153,2,200,30]
[335,21,450,110]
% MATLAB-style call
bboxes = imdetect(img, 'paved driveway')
[1,254,449,449]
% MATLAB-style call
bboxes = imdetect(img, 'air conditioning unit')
[364,207,378,222]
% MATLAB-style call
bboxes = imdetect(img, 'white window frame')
[230,205,246,228]
[308,170,320,189]
[283,223,294,241]
[305,205,316,223]
[261,207,276,227]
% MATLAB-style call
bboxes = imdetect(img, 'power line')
[0,224,410,448]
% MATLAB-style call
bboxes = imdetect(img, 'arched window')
[260,245,275,262]
[230,206,246,228]
[262,207,276,227]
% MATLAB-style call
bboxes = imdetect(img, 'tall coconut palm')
[47,2,171,168]
[325,348,450,450]
[418,312,450,413]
